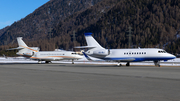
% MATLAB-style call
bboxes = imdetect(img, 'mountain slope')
[0,0,180,55]
[51,0,180,53]
[0,0,102,45]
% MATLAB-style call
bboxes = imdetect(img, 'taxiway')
[0,63,180,101]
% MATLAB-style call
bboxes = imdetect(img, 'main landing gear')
[126,62,130,66]
[45,61,52,64]
[38,60,42,64]
[38,61,52,64]
[117,62,130,66]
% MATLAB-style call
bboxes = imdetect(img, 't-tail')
[17,37,39,52]
[75,33,110,58]
[17,37,28,48]
[7,37,39,57]
[84,33,104,49]
[16,37,39,57]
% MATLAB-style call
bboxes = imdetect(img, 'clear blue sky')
[0,0,49,29]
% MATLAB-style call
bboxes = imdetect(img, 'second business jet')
[8,37,83,64]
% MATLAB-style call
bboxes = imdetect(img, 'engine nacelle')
[93,49,110,56]
[29,47,40,52]
[23,52,34,57]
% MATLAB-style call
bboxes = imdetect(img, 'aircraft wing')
[112,58,135,62]
[83,52,135,62]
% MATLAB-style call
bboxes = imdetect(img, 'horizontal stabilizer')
[6,47,24,50]
[75,46,96,49]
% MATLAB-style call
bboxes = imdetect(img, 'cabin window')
[123,52,147,55]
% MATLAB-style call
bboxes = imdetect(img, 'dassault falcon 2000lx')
[76,33,176,67]
[8,37,83,64]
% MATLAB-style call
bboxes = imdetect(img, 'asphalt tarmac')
[0,63,180,101]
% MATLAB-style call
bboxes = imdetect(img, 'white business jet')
[76,33,176,66]
[8,37,83,64]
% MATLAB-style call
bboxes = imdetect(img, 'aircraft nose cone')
[170,54,176,59]
[173,55,176,59]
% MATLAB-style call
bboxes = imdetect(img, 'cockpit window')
[71,53,77,54]
[158,50,167,53]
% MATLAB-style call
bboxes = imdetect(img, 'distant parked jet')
[8,37,83,64]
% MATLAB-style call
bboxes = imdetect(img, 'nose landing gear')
[117,62,130,66]
[154,61,160,67]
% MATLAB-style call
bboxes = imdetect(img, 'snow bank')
[0,57,179,66]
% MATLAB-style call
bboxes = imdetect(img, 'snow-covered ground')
[0,56,180,66]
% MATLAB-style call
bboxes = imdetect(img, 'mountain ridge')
[0,0,180,55]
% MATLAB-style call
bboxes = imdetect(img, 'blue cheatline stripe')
[102,57,175,62]
[84,32,92,36]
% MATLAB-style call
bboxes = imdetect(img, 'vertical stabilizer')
[84,33,104,49]
[17,37,28,48]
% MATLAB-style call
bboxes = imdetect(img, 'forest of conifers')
[0,0,180,56]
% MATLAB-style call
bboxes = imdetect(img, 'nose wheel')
[117,62,130,66]
[154,61,160,67]
[72,59,74,64]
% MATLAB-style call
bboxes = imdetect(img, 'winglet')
[82,52,93,61]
